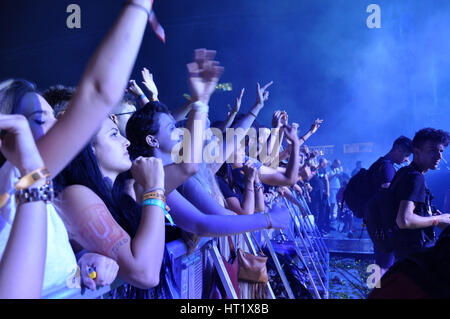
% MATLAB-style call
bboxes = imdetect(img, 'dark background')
[0,0,449,208]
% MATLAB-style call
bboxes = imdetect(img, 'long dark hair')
[54,141,141,236]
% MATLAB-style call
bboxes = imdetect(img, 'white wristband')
[191,101,209,113]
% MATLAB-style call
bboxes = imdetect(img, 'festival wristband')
[432,217,438,226]
[125,1,166,43]
[191,101,209,113]
[15,167,50,190]
[142,192,165,202]
[142,198,175,226]
[0,167,50,208]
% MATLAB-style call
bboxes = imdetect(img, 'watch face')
[31,172,41,181]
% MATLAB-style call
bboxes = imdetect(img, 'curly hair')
[126,101,170,159]
[412,128,450,149]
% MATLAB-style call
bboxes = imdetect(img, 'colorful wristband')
[142,198,175,226]
[432,217,438,226]
[143,192,165,202]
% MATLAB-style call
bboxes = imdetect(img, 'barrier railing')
[42,186,328,299]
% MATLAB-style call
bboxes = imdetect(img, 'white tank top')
[0,162,77,296]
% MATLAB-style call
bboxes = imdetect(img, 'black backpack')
[364,187,399,253]
[343,168,373,218]
[343,158,392,219]
[364,166,414,253]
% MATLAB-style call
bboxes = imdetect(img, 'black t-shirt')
[217,174,243,202]
[391,163,435,248]
[369,155,396,192]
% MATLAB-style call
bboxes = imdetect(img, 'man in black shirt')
[368,136,412,274]
[393,128,450,261]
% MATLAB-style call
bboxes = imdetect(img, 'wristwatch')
[15,182,54,205]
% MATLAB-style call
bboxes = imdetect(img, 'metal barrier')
[41,187,328,299]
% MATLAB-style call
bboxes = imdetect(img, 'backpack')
[343,168,373,218]
[365,188,399,253]
[364,166,412,253]
[343,158,391,219]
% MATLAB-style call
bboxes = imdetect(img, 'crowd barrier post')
[284,192,328,271]
[206,241,239,299]
[269,192,321,299]
[295,191,329,258]
[261,229,295,299]
[293,192,329,262]
[280,197,325,299]
[282,197,328,299]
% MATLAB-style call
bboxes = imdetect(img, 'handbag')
[237,233,268,283]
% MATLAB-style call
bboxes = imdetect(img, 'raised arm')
[298,118,323,146]
[224,161,257,215]
[127,79,150,107]
[0,115,47,298]
[164,49,224,193]
[259,123,300,186]
[218,88,245,132]
[210,81,272,174]
[38,0,152,178]
[253,170,266,213]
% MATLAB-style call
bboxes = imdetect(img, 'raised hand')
[255,81,273,107]
[141,67,159,100]
[310,118,324,134]
[243,160,257,184]
[0,114,44,175]
[283,122,300,145]
[130,156,165,191]
[186,48,224,104]
[127,80,145,98]
[272,110,288,128]
[280,111,288,126]
[227,88,245,114]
